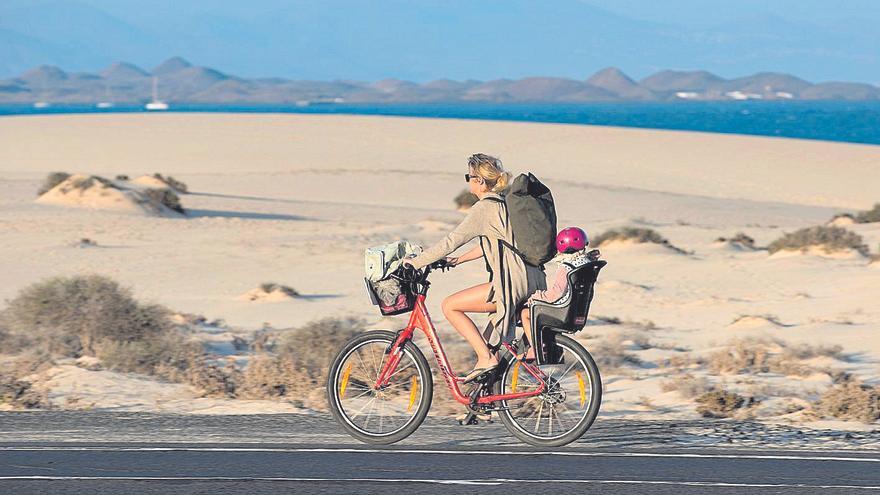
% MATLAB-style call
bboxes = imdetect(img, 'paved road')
[1,412,878,494]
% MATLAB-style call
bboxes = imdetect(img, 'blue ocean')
[2,101,879,146]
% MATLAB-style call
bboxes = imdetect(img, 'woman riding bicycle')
[404,153,546,383]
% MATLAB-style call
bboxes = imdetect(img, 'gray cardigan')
[411,193,546,344]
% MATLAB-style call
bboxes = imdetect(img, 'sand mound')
[828,214,856,226]
[598,239,686,255]
[239,283,300,302]
[35,174,184,217]
[769,246,865,260]
[132,174,171,188]
[727,314,789,329]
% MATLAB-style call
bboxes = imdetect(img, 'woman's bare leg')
[441,283,498,369]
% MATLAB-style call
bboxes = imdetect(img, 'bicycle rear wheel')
[327,330,432,444]
[497,335,601,447]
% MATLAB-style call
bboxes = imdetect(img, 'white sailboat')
[96,84,114,108]
[145,77,169,111]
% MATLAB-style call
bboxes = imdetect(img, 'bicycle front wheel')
[326,330,433,444]
[497,334,602,447]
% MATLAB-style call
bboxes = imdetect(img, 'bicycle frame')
[374,293,547,405]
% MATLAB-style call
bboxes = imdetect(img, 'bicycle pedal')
[455,412,491,426]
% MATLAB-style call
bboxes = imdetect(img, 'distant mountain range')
[2,57,879,105]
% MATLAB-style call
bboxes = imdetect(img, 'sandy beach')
[1,113,878,427]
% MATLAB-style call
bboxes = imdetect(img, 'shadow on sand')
[186,209,311,221]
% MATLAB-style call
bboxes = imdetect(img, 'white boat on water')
[145,77,169,111]
[96,102,114,109]
[33,101,51,109]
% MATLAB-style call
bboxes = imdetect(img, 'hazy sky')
[2,0,878,83]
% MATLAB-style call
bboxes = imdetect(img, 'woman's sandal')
[457,364,499,383]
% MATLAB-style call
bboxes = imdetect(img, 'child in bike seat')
[519,227,599,361]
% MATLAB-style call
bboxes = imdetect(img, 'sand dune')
[35,174,183,217]
[1,113,878,427]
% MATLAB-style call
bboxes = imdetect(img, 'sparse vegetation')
[142,187,185,214]
[590,335,643,369]
[115,174,130,181]
[36,172,71,195]
[855,203,880,223]
[815,381,880,423]
[259,283,300,298]
[235,317,364,408]
[0,275,201,379]
[592,227,688,254]
[767,226,868,256]
[715,232,757,249]
[454,189,478,210]
[708,337,842,377]
[660,374,714,399]
[695,389,754,418]
[153,173,188,193]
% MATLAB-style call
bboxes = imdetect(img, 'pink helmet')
[556,227,588,254]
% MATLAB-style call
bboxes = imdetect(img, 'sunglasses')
[464,173,483,183]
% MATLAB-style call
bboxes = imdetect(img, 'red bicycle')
[327,259,602,447]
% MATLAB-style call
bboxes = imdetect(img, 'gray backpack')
[485,173,557,267]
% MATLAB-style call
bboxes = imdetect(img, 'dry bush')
[593,227,688,254]
[259,283,300,297]
[715,232,757,249]
[36,171,71,195]
[815,381,880,423]
[188,360,240,398]
[708,337,841,378]
[589,335,643,369]
[660,374,714,399]
[115,174,130,181]
[854,203,880,224]
[0,275,200,379]
[454,189,478,210]
[236,317,364,406]
[695,389,753,418]
[153,173,189,193]
[0,353,53,409]
[767,226,868,256]
[142,187,184,214]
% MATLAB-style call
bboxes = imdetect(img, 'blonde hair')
[468,153,510,193]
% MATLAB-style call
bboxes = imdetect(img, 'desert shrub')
[153,173,188,193]
[142,187,184,214]
[715,232,756,249]
[454,189,478,210]
[188,360,240,397]
[695,389,752,418]
[815,381,880,423]
[236,317,364,404]
[767,226,868,256]
[115,174,130,181]
[590,335,643,369]
[0,275,199,378]
[854,203,880,224]
[708,337,841,377]
[593,227,687,254]
[0,353,53,409]
[660,374,714,399]
[36,172,71,195]
[259,283,300,297]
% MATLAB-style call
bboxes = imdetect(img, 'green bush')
[767,226,868,256]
